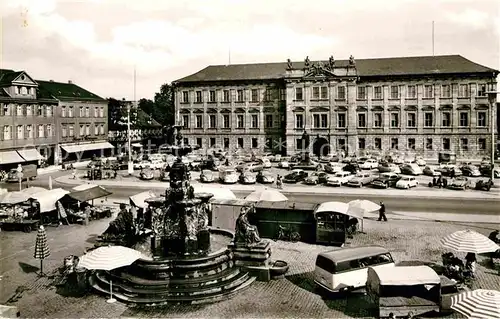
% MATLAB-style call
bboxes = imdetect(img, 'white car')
[415,157,426,166]
[359,159,378,170]
[278,159,290,169]
[396,176,419,189]
[326,171,353,186]
[258,158,272,169]
[134,160,151,169]
[149,160,165,170]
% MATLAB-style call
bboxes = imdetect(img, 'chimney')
[49,80,54,82]
[68,80,72,84]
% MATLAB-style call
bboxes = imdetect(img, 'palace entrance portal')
[313,137,330,157]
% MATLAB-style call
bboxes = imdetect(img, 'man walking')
[378,201,387,221]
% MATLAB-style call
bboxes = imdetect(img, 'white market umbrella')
[245,188,288,202]
[441,229,500,254]
[347,200,381,232]
[451,289,500,319]
[78,245,146,303]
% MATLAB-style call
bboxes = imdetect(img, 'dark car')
[370,172,401,188]
[304,172,329,185]
[439,166,463,177]
[283,170,308,183]
[343,163,360,174]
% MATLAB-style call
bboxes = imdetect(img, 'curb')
[55,174,500,202]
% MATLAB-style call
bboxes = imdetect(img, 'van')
[7,164,37,182]
[314,246,395,293]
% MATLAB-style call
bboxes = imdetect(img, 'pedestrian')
[465,252,477,278]
[378,201,388,221]
[443,178,448,188]
[72,168,76,179]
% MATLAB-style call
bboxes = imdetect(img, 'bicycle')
[276,225,300,242]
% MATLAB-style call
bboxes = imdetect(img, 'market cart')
[0,187,46,231]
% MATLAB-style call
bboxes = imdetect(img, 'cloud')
[446,9,491,29]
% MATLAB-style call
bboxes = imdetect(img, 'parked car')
[415,156,426,166]
[324,162,343,174]
[393,157,405,165]
[236,162,264,173]
[257,158,273,169]
[283,169,308,183]
[256,171,275,184]
[304,172,329,185]
[200,170,215,183]
[326,171,353,187]
[319,153,339,163]
[149,160,165,170]
[460,165,481,177]
[359,159,378,170]
[396,176,419,189]
[219,168,238,184]
[239,171,256,184]
[400,163,423,175]
[378,162,401,174]
[342,163,360,174]
[370,172,401,189]
[423,166,441,177]
[347,172,376,187]
[139,168,155,180]
[448,176,470,190]
[439,166,463,177]
[480,166,500,178]
[278,159,290,169]
[134,160,151,170]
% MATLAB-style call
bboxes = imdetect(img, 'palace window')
[17,125,24,139]
[443,138,451,151]
[374,138,382,149]
[62,125,67,137]
[94,106,99,117]
[252,138,258,148]
[45,105,52,117]
[477,84,487,97]
[85,124,90,136]
[391,138,399,150]
[209,90,216,102]
[338,138,346,150]
[195,115,202,128]
[26,125,33,138]
[373,113,382,127]
[358,138,365,150]
[3,104,10,116]
[357,113,366,128]
[21,87,27,95]
[237,115,244,128]
[223,90,230,102]
[408,138,416,150]
[423,85,433,98]
[265,114,273,128]
[458,84,469,98]
[3,125,11,140]
[279,88,286,101]
[26,105,32,116]
[312,86,328,100]
[99,107,104,117]
[237,89,244,102]
[94,124,99,136]
[251,114,259,128]
[337,113,346,128]
[390,113,399,127]
[196,138,202,147]
[407,85,416,98]
[46,124,52,137]
[407,113,416,127]
[238,138,244,148]
[223,114,230,128]
[295,114,304,128]
[321,114,328,127]
[477,111,486,127]
[209,115,216,128]
[16,105,23,116]
[182,115,189,128]
[68,125,74,137]
[37,106,43,116]
[442,112,451,127]
[100,124,105,135]
[295,87,303,100]
[459,112,469,127]
[357,86,367,100]
[426,138,433,150]
[223,138,229,149]
[251,89,259,102]
[79,106,84,117]
[478,138,486,150]
[195,91,202,103]
[424,112,434,127]
[441,85,451,98]
[390,86,400,99]
[374,86,382,99]
[460,138,468,151]
[68,106,74,117]
[337,86,346,100]
[265,88,275,101]
[313,114,327,128]
[38,124,45,138]
[210,138,216,147]
[182,91,189,103]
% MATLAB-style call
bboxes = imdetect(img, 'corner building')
[173,55,498,159]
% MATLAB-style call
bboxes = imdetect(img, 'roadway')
[2,169,499,216]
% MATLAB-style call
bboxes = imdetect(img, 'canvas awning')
[314,201,363,219]
[368,266,440,286]
[30,188,70,213]
[193,186,236,200]
[61,142,114,153]
[130,191,156,208]
[65,185,112,202]
[72,183,99,191]
[17,148,44,161]
[0,151,26,164]
[0,187,47,205]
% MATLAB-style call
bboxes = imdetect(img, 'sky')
[1,0,499,100]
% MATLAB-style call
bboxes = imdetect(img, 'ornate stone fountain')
[90,125,256,305]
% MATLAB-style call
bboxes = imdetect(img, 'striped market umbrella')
[33,226,50,276]
[78,246,146,303]
[451,289,500,319]
[441,229,500,254]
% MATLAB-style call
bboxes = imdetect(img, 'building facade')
[173,55,498,160]
[0,69,110,168]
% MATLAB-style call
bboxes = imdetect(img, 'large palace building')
[173,55,498,159]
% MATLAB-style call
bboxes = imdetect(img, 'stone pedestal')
[228,240,272,282]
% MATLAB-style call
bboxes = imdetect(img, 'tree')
[108,98,138,131]
[138,98,155,116]
[153,83,175,127]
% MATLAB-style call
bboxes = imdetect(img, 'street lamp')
[486,82,498,181]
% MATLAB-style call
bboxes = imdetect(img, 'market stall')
[0,187,47,232]
[130,191,156,209]
[29,188,70,224]
[61,184,113,223]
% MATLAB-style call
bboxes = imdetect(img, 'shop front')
[59,141,115,163]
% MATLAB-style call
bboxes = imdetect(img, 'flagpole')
[127,68,135,175]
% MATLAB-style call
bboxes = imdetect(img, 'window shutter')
[0,103,3,116]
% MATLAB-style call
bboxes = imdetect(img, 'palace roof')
[174,55,498,84]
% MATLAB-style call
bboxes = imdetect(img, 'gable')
[12,72,38,86]
[303,65,336,80]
